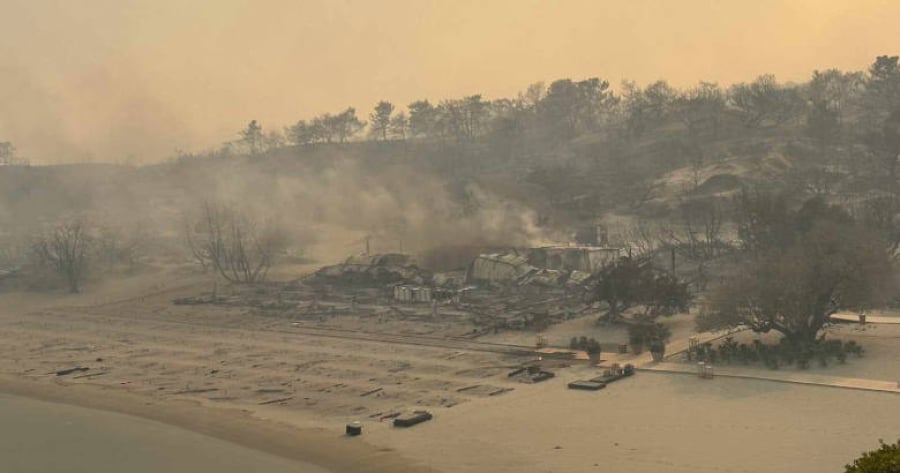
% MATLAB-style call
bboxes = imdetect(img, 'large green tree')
[845,439,900,473]
[407,100,437,138]
[592,256,692,324]
[539,78,613,140]
[369,101,394,141]
[334,107,365,143]
[699,220,892,345]
[239,120,264,156]
[728,74,804,129]
[866,55,900,120]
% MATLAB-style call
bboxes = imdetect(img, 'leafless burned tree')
[30,219,92,293]
[94,223,147,272]
[667,197,727,262]
[185,202,287,284]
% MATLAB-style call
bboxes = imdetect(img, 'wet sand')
[1,393,326,473]
[0,375,433,473]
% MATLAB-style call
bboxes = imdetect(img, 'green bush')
[628,322,671,349]
[845,439,900,473]
[687,337,861,370]
[571,336,602,354]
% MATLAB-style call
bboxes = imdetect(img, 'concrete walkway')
[600,328,741,367]
[830,313,900,324]
[596,326,899,395]
[639,361,900,394]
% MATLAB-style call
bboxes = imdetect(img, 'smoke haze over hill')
[2,0,899,163]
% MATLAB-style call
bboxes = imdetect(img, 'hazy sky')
[1,0,898,163]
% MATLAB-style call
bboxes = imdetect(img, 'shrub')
[845,340,865,357]
[571,336,602,354]
[699,337,860,370]
[628,323,672,349]
[844,439,900,473]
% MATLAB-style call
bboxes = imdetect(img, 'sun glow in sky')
[1,0,898,162]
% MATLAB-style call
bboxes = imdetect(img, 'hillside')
[3,58,900,280]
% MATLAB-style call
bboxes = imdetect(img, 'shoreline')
[0,374,434,473]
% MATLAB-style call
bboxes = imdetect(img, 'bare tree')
[95,223,147,272]
[617,219,668,258]
[667,198,726,261]
[31,219,92,293]
[187,203,287,283]
[183,218,211,273]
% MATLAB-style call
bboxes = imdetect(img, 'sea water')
[0,394,328,473]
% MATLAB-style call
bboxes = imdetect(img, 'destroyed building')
[306,242,622,296]
[186,244,622,336]
[392,285,433,303]
[465,247,620,287]
[308,253,432,287]
[575,223,609,246]
[466,252,536,284]
[526,246,620,274]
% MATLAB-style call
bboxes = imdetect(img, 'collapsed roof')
[308,246,621,290]
[307,253,431,287]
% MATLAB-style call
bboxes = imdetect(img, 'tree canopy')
[728,74,804,129]
[592,256,692,323]
[699,216,892,345]
[845,439,900,473]
[369,101,394,141]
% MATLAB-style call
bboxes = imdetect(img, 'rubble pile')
[175,245,622,337]
[306,253,432,287]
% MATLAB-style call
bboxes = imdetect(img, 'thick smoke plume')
[0,151,552,271]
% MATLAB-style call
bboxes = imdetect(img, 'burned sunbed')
[393,410,433,427]
[567,380,606,391]
[508,365,556,384]
[590,364,635,385]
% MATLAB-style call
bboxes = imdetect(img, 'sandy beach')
[1,272,897,473]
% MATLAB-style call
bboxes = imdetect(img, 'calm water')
[0,394,328,473]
